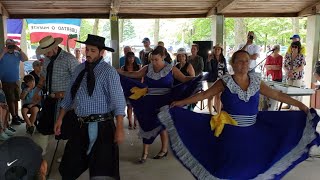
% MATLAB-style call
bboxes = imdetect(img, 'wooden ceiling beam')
[224,12,298,18]
[216,0,239,14]
[298,0,320,17]
[111,0,121,14]
[0,2,9,17]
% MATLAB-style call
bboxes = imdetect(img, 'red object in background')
[30,32,77,48]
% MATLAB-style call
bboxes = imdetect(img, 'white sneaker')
[0,132,10,141]
[4,128,15,136]
[57,157,62,163]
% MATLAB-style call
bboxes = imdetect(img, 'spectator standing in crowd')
[283,41,306,109]
[54,34,125,180]
[0,39,28,125]
[188,44,204,76]
[139,37,153,65]
[265,45,283,82]
[74,48,83,63]
[287,34,306,56]
[0,136,47,180]
[175,48,195,78]
[0,80,15,141]
[238,31,260,72]
[20,74,41,135]
[121,52,141,129]
[119,46,141,68]
[34,35,78,155]
[29,60,42,86]
[158,41,172,64]
[80,44,86,62]
[206,43,228,114]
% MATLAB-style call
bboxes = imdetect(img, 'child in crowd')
[20,75,41,135]
[0,80,15,140]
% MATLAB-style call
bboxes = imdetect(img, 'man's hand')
[54,118,63,136]
[114,127,124,144]
[14,46,21,52]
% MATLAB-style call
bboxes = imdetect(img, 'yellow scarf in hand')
[129,87,148,100]
[210,111,238,137]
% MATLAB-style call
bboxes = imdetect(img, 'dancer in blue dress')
[159,50,320,179]
[117,46,200,163]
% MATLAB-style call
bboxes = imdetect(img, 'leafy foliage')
[122,19,136,41]
[79,19,93,41]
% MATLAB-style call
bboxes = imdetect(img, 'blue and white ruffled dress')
[158,73,320,179]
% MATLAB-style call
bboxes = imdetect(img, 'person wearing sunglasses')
[283,41,306,109]
[286,34,306,56]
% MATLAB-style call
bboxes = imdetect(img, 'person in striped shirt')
[54,34,126,180]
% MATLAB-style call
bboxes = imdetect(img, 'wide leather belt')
[49,91,65,99]
[78,112,114,123]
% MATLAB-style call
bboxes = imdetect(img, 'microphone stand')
[249,49,274,74]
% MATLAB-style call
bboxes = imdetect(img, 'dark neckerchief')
[46,47,62,94]
[71,57,102,100]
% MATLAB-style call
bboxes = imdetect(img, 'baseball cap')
[0,136,43,180]
[142,37,150,43]
[290,34,300,39]
[5,39,17,44]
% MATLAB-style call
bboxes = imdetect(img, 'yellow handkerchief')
[129,87,148,100]
[210,111,238,137]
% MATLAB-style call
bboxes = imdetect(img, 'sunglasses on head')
[291,45,298,48]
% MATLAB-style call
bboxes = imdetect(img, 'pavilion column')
[110,13,120,68]
[211,15,224,46]
[304,14,320,106]
[0,14,7,49]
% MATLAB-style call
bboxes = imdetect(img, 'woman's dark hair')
[151,46,166,57]
[230,50,250,64]
[213,47,225,63]
[124,52,140,71]
[291,41,301,54]
[315,61,320,76]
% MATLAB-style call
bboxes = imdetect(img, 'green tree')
[80,19,93,41]
[100,19,110,40]
[123,19,136,41]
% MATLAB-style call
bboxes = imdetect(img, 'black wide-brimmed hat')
[76,34,114,52]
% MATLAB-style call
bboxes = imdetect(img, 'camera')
[7,45,16,50]
[249,35,254,40]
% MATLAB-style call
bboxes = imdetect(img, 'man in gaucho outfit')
[54,34,126,180]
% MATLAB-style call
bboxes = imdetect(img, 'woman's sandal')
[153,151,168,159]
[138,153,148,164]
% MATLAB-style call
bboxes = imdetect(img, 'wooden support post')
[304,14,320,106]
[110,13,120,68]
[211,15,224,46]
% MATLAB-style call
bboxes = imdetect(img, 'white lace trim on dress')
[146,63,173,80]
[222,73,261,102]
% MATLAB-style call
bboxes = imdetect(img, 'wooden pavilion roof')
[1,0,320,19]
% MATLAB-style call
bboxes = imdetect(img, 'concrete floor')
[8,104,320,180]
